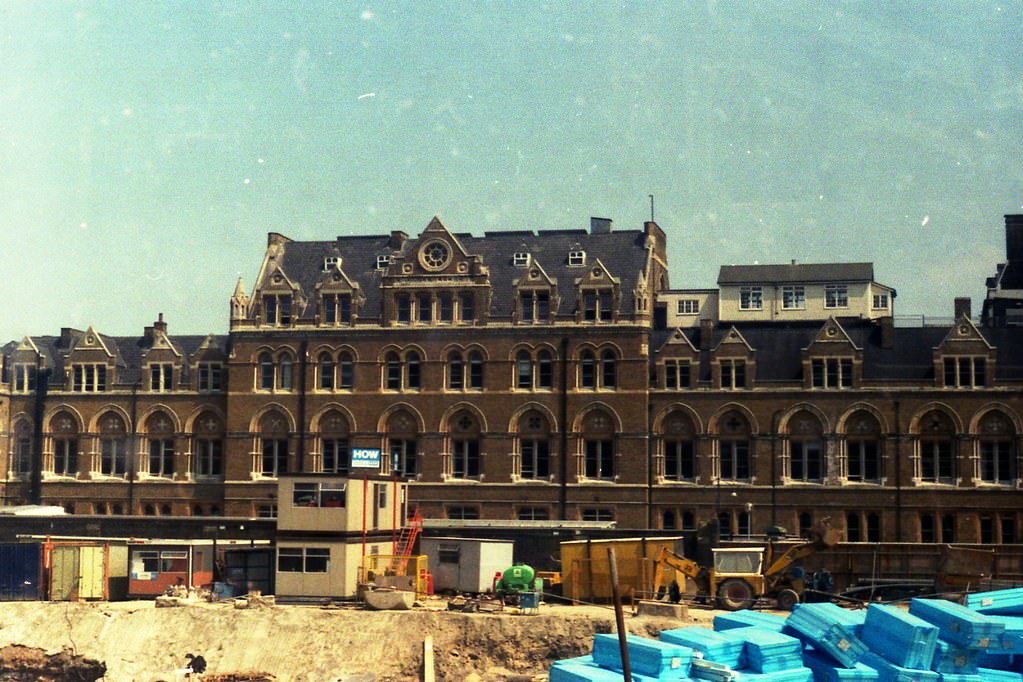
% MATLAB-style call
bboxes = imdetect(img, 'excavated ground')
[0,598,726,681]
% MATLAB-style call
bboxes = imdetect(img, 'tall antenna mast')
[649,194,655,222]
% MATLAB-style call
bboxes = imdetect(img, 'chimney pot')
[954,297,972,320]
[699,318,714,351]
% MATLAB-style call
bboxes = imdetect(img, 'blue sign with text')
[350,447,382,469]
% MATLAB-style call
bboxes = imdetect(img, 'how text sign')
[351,447,382,469]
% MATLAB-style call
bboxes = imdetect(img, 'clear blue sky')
[3,2,1021,341]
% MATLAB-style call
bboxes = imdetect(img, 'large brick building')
[3,214,1022,544]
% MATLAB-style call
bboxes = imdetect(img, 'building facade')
[3,215,1022,545]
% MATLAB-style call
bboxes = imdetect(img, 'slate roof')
[671,319,1023,384]
[718,263,875,285]
[272,228,651,319]
[3,331,229,388]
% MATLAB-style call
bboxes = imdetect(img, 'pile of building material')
[547,588,1023,681]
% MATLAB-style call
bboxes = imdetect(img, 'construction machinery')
[494,562,545,606]
[652,519,840,611]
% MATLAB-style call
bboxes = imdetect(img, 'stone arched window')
[387,410,418,478]
[319,410,350,475]
[600,350,617,389]
[258,410,289,477]
[338,351,354,389]
[917,410,956,484]
[49,410,79,476]
[384,351,401,390]
[978,411,1017,484]
[278,352,294,390]
[448,351,464,390]
[717,411,751,482]
[11,419,32,477]
[99,412,129,477]
[318,352,335,390]
[258,352,274,390]
[787,410,824,483]
[662,411,696,482]
[449,411,481,479]
[193,411,224,478]
[581,410,615,481]
[579,349,596,389]
[467,350,484,390]
[536,350,553,389]
[145,411,175,478]
[517,410,551,480]
[844,411,882,483]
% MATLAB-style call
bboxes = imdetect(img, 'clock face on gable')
[419,240,452,272]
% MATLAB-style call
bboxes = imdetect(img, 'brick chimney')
[154,312,167,334]
[700,318,714,351]
[1007,214,1023,262]
[954,297,971,320]
[389,230,408,250]
[590,217,613,235]
[880,316,894,349]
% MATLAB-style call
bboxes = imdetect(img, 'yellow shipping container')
[560,536,685,603]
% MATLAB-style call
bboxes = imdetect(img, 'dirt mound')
[0,644,105,681]
[0,600,709,681]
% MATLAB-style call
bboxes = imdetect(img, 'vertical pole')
[607,547,632,682]
[392,471,398,555]
[362,476,368,560]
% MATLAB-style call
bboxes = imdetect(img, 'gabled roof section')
[657,327,698,354]
[714,326,754,353]
[315,262,361,293]
[936,314,993,351]
[575,258,620,286]
[718,262,874,285]
[806,317,861,352]
[513,260,557,288]
[258,261,302,293]
[143,329,182,359]
[70,325,114,358]
[16,336,40,355]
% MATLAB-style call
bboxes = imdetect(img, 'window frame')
[739,286,763,311]
[781,285,806,310]
[824,284,848,309]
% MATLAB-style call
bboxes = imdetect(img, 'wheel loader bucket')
[810,522,841,548]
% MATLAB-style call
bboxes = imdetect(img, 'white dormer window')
[513,252,530,267]
[376,254,393,269]
[323,256,341,271]
[568,250,586,266]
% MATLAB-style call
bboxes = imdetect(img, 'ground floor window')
[581,508,614,522]
[277,547,330,573]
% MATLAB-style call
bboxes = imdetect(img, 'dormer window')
[811,358,853,389]
[323,256,341,271]
[943,356,986,388]
[13,364,37,393]
[263,294,292,326]
[322,294,352,325]
[568,250,586,266]
[376,254,393,269]
[513,252,530,267]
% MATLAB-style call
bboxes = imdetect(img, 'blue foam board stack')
[934,674,980,682]
[844,609,868,637]
[930,638,979,676]
[859,651,939,682]
[861,603,939,671]
[592,633,694,680]
[976,669,1023,681]
[785,603,869,669]
[966,588,1023,616]
[713,611,788,633]
[724,627,804,674]
[988,616,1023,652]
[908,598,1006,650]
[803,647,880,681]
[660,627,746,669]
[550,655,663,682]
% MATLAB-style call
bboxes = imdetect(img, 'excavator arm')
[763,519,840,586]
[652,546,709,599]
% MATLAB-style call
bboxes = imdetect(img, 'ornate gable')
[714,326,754,355]
[388,216,487,279]
[513,260,557,289]
[806,317,861,352]
[658,327,698,356]
[69,326,114,359]
[936,314,993,352]
[574,258,621,287]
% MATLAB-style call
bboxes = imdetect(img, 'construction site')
[0,505,1021,681]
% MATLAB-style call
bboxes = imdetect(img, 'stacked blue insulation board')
[723,627,803,673]
[713,611,788,633]
[550,633,695,682]
[803,648,879,681]
[966,589,1023,617]
[660,627,745,669]
[785,603,869,668]
[908,598,1005,650]
[861,603,939,670]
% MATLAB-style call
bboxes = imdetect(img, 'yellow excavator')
[652,519,840,611]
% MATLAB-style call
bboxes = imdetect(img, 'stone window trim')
[13,363,38,394]
[393,290,477,326]
[382,349,424,392]
[148,363,174,392]
[512,347,555,391]
[254,349,298,393]
[577,347,617,390]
